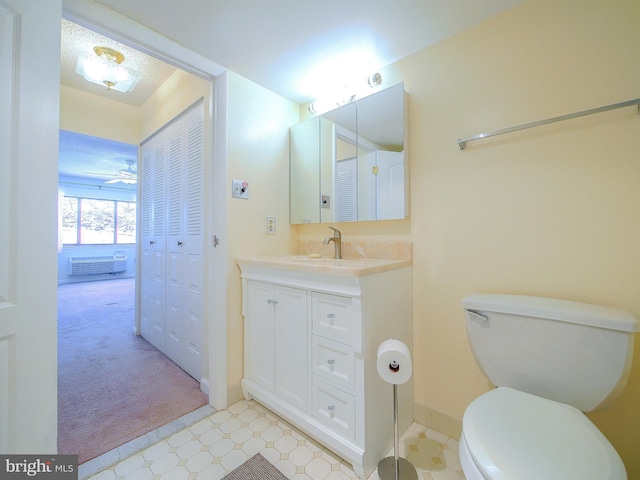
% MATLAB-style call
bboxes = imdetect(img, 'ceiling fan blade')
[106,178,137,184]
[83,172,119,178]
[119,170,137,179]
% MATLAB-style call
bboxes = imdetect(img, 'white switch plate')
[232,179,249,199]
[265,216,276,235]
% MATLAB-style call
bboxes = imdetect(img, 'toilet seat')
[462,387,626,480]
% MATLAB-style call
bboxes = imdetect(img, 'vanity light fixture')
[367,72,382,87]
[75,46,141,93]
[308,72,383,114]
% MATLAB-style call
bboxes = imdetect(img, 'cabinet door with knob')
[244,281,308,411]
[244,281,276,390]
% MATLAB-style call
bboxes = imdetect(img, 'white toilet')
[459,293,640,480]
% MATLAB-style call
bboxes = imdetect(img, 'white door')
[0,0,60,452]
[376,151,405,220]
[140,138,167,352]
[166,130,185,366]
[181,113,204,380]
[165,105,204,380]
[139,148,153,339]
[140,103,204,381]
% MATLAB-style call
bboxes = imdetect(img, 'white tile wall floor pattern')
[88,399,465,480]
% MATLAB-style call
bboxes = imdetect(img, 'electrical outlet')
[232,179,249,199]
[265,216,276,235]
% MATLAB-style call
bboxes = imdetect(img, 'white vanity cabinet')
[238,258,413,479]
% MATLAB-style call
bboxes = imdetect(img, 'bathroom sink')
[237,255,412,276]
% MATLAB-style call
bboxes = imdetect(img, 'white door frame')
[62,0,229,409]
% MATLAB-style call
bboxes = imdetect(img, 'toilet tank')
[463,294,640,412]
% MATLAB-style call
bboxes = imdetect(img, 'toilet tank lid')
[463,294,640,333]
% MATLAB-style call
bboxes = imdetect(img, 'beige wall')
[61,68,211,145]
[60,84,142,143]
[299,0,640,476]
[224,71,300,401]
[140,69,210,141]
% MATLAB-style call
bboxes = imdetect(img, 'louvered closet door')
[140,102,204,381]
[336,158,357,221]
[182,112,204,380]
[140,136,167,353]
[165,128,184,370]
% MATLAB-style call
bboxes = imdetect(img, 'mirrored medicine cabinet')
[290,82,407,224]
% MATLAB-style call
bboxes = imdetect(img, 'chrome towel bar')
[457,97,640,150]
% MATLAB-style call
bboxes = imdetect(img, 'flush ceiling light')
[75,46,141,93]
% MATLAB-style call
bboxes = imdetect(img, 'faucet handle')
[328,226,341,238]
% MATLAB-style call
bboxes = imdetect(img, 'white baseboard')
[200,377,209,396]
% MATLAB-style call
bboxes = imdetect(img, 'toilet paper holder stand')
[377,366,418,480]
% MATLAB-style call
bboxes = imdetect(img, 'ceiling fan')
[85,159,137,184]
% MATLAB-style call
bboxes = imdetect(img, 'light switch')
[232,179,249,199]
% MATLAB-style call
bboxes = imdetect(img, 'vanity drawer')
[312,335,355,390]
[311,377,355,441]
[312,292,358,344]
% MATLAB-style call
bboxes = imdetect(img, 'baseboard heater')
[69,254,127,276]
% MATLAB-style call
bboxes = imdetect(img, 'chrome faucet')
[323,226,342,259]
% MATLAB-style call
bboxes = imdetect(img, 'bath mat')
[222,453,288,480]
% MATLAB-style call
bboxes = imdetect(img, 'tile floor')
[87,399,465,480]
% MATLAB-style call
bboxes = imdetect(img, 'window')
[61,196,136,245]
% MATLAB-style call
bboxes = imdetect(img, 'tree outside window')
[61,196,136,245]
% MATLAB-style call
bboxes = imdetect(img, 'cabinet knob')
[327,404,335,417]
[177,241,183,246]
[327,359,335,365]
[149,240,156,245]
[267,299,278,305]
[327,313,335,318]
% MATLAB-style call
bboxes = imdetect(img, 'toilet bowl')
[460,387,625,480]
[460,294,640,480]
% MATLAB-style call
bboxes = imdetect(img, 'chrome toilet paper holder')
[377,340,418,480]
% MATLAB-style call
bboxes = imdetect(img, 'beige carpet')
[57,278,208,464]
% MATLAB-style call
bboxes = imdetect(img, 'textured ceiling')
[61,19,176,108]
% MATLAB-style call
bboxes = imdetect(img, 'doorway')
[61,12,226,464]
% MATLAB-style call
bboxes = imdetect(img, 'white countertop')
[236,255,412,277]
